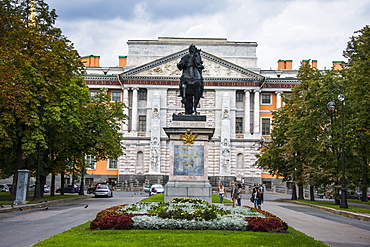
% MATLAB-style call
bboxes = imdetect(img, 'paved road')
[243,192,370,247]
[0,192,146,247]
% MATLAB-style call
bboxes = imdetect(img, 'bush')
[90,216,134,230]
[247,219,288,232]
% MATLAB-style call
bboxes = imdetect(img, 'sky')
[45,0,369,70]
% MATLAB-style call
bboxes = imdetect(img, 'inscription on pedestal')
[174,145,204,176]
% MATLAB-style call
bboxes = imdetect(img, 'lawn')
[295,199,370,214]
[34,222,327,247]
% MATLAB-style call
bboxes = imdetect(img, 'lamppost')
[327,89,348,209]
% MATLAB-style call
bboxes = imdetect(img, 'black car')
[56,184,80,193]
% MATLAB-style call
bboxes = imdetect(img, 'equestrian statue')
[177,44,204,115]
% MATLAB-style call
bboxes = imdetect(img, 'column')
[123,88,129,131]
[253,90,260,135]
[131,87,138,131]
[244,90,251,135]
[276,91,282,109]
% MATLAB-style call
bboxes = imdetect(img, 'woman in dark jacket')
[257,188,264,210]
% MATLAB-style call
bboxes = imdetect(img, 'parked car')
[143,184,151,194]
[56,184,80,193]
[87,182,108,194]
[0,184,9,192]
[356,192,370,200]
[150,184,164,195]
[93,185,113,197]
[6,183,13,191]
[29,184,50,193]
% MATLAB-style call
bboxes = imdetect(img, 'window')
[138,90,147,100]
[236,91,244,102]
[86,155,96,169]
[138,115,146,132]
[236,117,243,134]
[108,158,118,169]
[90,91,98,99]
[261,93,272,105]
[111,91,121,102]
[262,118,271,135]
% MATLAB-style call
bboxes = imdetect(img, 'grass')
[295,199,370,214]
[0,192,88,205]
[34,222,328,247]
[140,193,232,204]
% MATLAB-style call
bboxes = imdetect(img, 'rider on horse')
[177,45,204,114]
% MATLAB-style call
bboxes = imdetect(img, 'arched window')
[236,153,244,169]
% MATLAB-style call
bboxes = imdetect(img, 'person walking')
[231,182,239,206]
[237,183,243,206]
[218,182,226,203]
[252,187,258,209]
[257,188,264,210]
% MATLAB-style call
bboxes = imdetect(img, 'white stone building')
[83,37,300,188]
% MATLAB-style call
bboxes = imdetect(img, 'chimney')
[119,56,127,67]
[312,60,318,69]
[80,55,100,67]
[301,60,318,69]
[332,61,344,70]
[277,60,285,70]
[278,60,293,70]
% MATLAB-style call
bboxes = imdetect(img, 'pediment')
[119,49,264,81]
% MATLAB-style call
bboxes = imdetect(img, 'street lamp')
[327,89,348,209]
[34,96,43,202]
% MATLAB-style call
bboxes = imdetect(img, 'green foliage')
[256,25,370,197]
[0,0,129,198]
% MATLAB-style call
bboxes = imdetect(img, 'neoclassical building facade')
[82,37,300,188]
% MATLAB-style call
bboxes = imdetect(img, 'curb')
[277,199,370,222]
[0,195,92,213]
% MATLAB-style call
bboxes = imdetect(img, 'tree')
[0,0,128,200]
[256,61,345,202]
[343,25,370,201]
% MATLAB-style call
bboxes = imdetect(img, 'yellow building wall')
[260,93,277,113]
[86,160,118,175]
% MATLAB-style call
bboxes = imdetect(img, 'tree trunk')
[10,138,24,201]
[309,185,315,201]
[298,184,304,199]
[50,174,55,197]
[40,175,46,198]
[60,173,65,195]
[361,156,368,202]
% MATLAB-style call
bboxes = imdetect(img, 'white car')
[150,184,164,195]
[93,185,113,198]
[0,184,9,192]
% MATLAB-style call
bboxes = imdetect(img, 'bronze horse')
[177,45,204,115]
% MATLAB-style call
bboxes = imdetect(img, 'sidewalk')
[259,191,370,222]
[276,199,370,222]
[0,195,92,213]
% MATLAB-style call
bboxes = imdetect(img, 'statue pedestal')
[164,115,214,203]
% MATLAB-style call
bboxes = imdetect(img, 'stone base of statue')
[164,115,214,203]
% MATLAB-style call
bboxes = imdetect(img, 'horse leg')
[186,95,193,114]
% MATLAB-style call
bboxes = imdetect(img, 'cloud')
[46,0,370,69]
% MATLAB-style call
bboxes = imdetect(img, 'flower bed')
[90,197,288,232]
